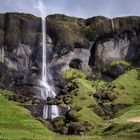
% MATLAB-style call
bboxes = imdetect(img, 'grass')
[66,78,105,108]
[0,90,55,139]
[98,105,140,136]
[0,68,140,139]
[111,60,131,66]
[64,78,106,130]
[112,69,140,104]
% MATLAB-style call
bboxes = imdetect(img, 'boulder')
[53,116,65,132]
[65,109,80,122]
[68,122,86,135]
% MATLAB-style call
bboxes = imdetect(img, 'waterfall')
[0,47,4,63]
[43,105,60,120]
[111,19,115,32]
[41,17,56,99]
[35,0,59,120]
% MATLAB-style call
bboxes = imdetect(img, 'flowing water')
[41,18,56,100]
[35,0,59,120]
[111,19,115,32]
[0,47,4,63]
[43,105,60,120]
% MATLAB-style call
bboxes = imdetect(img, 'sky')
[0,0,140,18]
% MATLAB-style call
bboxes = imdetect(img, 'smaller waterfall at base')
[43,105,60,120]
[111,19,115,32]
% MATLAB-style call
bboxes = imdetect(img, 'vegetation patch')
[111,60,131,67]
[62,68,87,80]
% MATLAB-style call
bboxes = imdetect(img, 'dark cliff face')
[0,13,140,98]
[47,14,140,75]
[0,13,42,97]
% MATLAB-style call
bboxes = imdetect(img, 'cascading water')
[35,0,59,120]
[0,47,5,63]
[111,19,115,32]
[41,17,56,99]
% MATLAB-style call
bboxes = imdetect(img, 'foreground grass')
[97,105,140,136]
[0,90,54,139]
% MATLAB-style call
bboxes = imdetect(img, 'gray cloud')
[0,0,140,18]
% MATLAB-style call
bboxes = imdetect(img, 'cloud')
[0,0,139,18]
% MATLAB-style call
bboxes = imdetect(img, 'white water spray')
[35,0,59,120]
[111,19,115,32]
[0,47,4,63]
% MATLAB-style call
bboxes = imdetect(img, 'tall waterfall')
[35,0,59,120]
[111,19,115,32]
[41,17,56,99]
[0,47,4,63]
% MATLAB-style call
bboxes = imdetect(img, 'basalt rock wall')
[0,13,140,97]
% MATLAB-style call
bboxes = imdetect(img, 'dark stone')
[65,109,80,122]
[106,64,130,78]
[53,116,65,132]
[68,122,86,135]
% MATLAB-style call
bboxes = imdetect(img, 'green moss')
[113,16,140,33]
[79,107,103,127]
[63,78,106,131]
[66,78,103,108]
[7,12,39,20]
[56,20,86,46]
[47,14,89,50]
[111,60,131,66]
[98,105,140,135]
[62,68,87,79]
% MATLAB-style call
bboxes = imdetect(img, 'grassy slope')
[0,69,140,139]
[64,77,105,130]
[0,90,54,140]
[112,69,140,104]
[99,105,140,136]
[98,69,140,136]
[63,69,140,136]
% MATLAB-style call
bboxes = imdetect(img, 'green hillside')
[0,90,54,139]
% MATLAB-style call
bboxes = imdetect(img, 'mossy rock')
[68,122,86,135]
[62,68,87,80]
[65,110,81,122]
[46,14,90,55]
[113,16,140,33]
[111,60,131,66]
[53,116,65,132]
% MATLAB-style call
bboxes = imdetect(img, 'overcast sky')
[0,0,140,18]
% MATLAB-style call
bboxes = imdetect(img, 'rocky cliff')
[47,14,140,79]
[0,13,140,98]
[0,13,43,98]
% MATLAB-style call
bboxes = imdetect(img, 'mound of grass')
[64,78,105,130]
[66,78,105,108]
[62,68,87,80]
[112,69,140,104]
[0,89,54,139]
